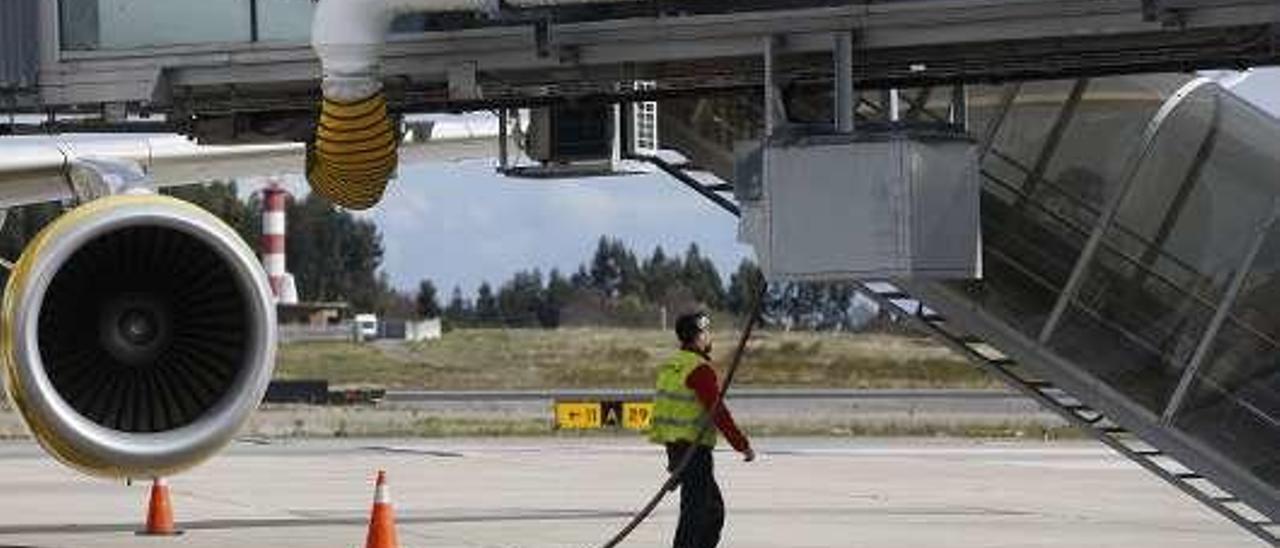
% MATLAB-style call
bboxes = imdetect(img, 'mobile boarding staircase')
[660,76,1280,545]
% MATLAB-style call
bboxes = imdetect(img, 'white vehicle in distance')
[354,313,379,341]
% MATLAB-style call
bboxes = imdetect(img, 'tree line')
[416,236,891,332]
[416,237,730,329]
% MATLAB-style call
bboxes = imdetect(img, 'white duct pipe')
[311,0,644,101]
[312,0,498,101]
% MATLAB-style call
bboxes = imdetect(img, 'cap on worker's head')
[675,312,711,344]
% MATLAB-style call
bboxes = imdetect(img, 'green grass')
[275,328,997,390]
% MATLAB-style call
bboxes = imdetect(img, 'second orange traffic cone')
[137,477,182,536]
[365,470,400,548]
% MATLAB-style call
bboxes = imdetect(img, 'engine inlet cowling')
[2,195,276,478]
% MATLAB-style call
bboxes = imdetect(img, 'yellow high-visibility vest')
[647,350,716,447]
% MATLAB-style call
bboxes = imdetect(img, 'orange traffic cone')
[365,470,400,548]
[136,477,182,536]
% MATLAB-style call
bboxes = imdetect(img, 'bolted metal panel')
[750,132,981,281]
[0,0,39,89]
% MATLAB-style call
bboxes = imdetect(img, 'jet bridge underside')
[170,22,1277,115]
[7,0,1280,134]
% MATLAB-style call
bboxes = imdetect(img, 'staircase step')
[887,272,1277,546]
[668,162,707,171]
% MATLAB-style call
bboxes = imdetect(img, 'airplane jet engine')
[1,194,276,478]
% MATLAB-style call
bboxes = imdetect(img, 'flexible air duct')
[309,93,398,210]
[309,0,495,209]
[309,0,638,209]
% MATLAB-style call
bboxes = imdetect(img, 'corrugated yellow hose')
[307,93,398,210]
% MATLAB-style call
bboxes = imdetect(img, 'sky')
[1231,69,1280,115]
[360,160,752,296]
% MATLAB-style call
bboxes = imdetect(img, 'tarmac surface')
[0,437,1263,547]
[378,389,1062,427]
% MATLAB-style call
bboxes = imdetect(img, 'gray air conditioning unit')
[738,132,981,281]
[527,104,615,165]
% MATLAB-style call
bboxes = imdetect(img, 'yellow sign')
[555,402,602,429]
[623,402,654,431]
[554,400,653,430]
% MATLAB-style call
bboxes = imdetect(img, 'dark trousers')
[666,442,724,548]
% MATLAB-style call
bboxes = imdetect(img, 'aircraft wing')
[0,114,504,208]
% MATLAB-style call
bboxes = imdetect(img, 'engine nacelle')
[2,194,276,478]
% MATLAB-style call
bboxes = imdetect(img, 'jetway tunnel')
[931,74,1280,533]
[664,72,1280,543]
[932,74,1280,503]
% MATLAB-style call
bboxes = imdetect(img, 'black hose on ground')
[598,281,768,548]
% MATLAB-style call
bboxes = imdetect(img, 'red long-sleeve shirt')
[685,361,751,452]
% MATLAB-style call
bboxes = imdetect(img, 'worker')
[649,311,755,548]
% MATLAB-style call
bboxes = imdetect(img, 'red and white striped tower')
[262,182,289,302]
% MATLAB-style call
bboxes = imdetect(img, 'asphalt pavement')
[0,437,1260,547]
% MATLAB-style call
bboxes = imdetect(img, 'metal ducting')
[2,195,276,478]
